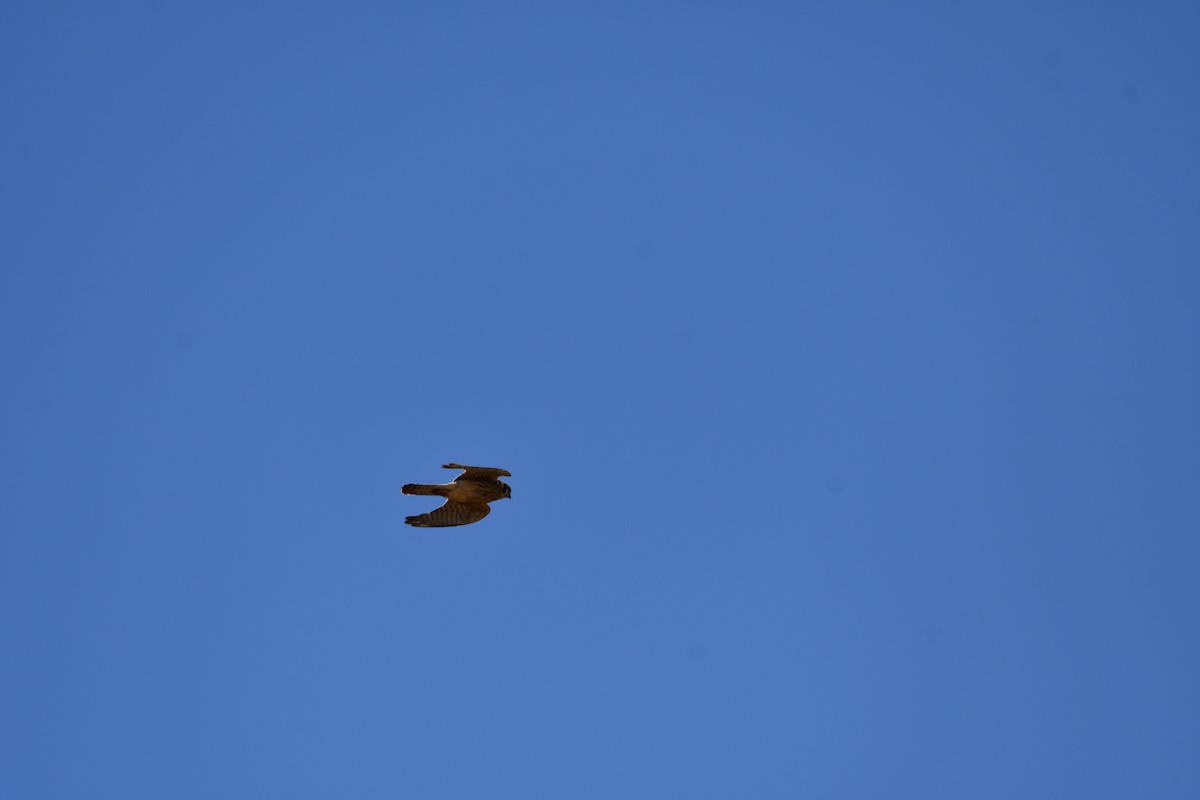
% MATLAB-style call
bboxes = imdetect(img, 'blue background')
[3,2,1198,797]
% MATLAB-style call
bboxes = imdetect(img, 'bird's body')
[402,463,511,527]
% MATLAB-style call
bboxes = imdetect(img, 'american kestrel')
[401,463,512,527]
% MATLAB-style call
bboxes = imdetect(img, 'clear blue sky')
[2,2,1197,797]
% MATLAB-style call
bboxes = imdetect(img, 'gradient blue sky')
[2,2,1198,797]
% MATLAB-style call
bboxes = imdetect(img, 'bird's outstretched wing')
[405,500,492,528]
[443,463,512,481]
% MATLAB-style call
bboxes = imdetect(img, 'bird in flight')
[402,463,512,527]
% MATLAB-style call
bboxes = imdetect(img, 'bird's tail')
[402,483,445,496]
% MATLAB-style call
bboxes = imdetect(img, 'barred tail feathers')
[402,483,446,496]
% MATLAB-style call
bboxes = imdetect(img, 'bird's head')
[499,481,512,499]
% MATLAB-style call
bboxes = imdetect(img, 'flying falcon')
[401,463,512,527]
